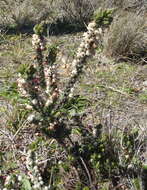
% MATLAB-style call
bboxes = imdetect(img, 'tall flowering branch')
[17,20,102,137]
[31,33,59,111]
[17,33,47,113]
[54,21,102,111]
[32,34,46,88]
[17,32,59,117]
[16,15,121,189]
[2,151,50,190]
[26,150,50,190]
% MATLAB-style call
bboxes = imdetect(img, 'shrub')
[0,10,146,190]
[0,18,103,190]
[59,0,99,24]
[99,0,146,13]
[103,12,147,63]
[0,0,56,30]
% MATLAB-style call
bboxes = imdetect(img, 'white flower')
[39,180,44,185]
[17,78,26,85]
[127,164,133,169]
[32,34,41,46]
[72,60,78,67]
[88,21,96,29]
[32,40,37,46]
[83,32,89,38]
[40,42,44,46]
[45,88,50,94]
[69,93,73,98]
[45,99,52,107]
[35,159,39,164]
[98,28,102,34]
[25,104,33,110]
[80,42,85,48]
[29,173,34,181]
[76,52,85,58]
[32,34,39,40]
[125,155,129,159]
[34,166,38,173]
[85,43,90,49]
[77,47,83,53]
[20,78,26,84]
[21,89,28,96]
[36,183,41,188]
[33,183,41,189]
[52,78,56,83]
[4,175,11,185]
[18,175,22,181]
[40,45,44,50]
[72,69,77,75]
[38,176,42,181]
[86,50,91,56]
[27,114,35,122]
[32,34,40,41]
[69,88,74,98]
[27,150,32,156]
[70,88,74,93]
[44,187,49,190]
[87,27,95,32]
[32,99,37,105]
[44,69,51,76]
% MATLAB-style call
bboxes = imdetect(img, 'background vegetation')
[0,0,147,189]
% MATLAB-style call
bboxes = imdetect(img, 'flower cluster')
[44,63,59,107]
[17,20,102,132]
[17,32,59,113]
[17,75,29,97]
[71,21,102,76]
[32,34,45,50]
[3,175,12,190]
[3,174,22,190]
[26,150,50,190]
[17,73,39,110]
[59,21,102,100]
[1,151,50,190]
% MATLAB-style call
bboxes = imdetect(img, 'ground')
[0,32,146,189]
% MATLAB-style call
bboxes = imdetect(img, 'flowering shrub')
[17,20,102,141]
[14,20,103,189]
[1,10,146,190]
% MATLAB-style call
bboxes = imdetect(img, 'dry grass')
[59,0,98,23]
[103,12,147,63]
[0,9,147,189]
[0,0,57,29]
[1,0,146,35]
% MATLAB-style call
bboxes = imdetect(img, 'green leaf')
[83,187,90,190]
[17,63,30,76]
[33,21,46,35]
[93,8,114,27]
[143,164,147,170]
[21,177,32,190]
